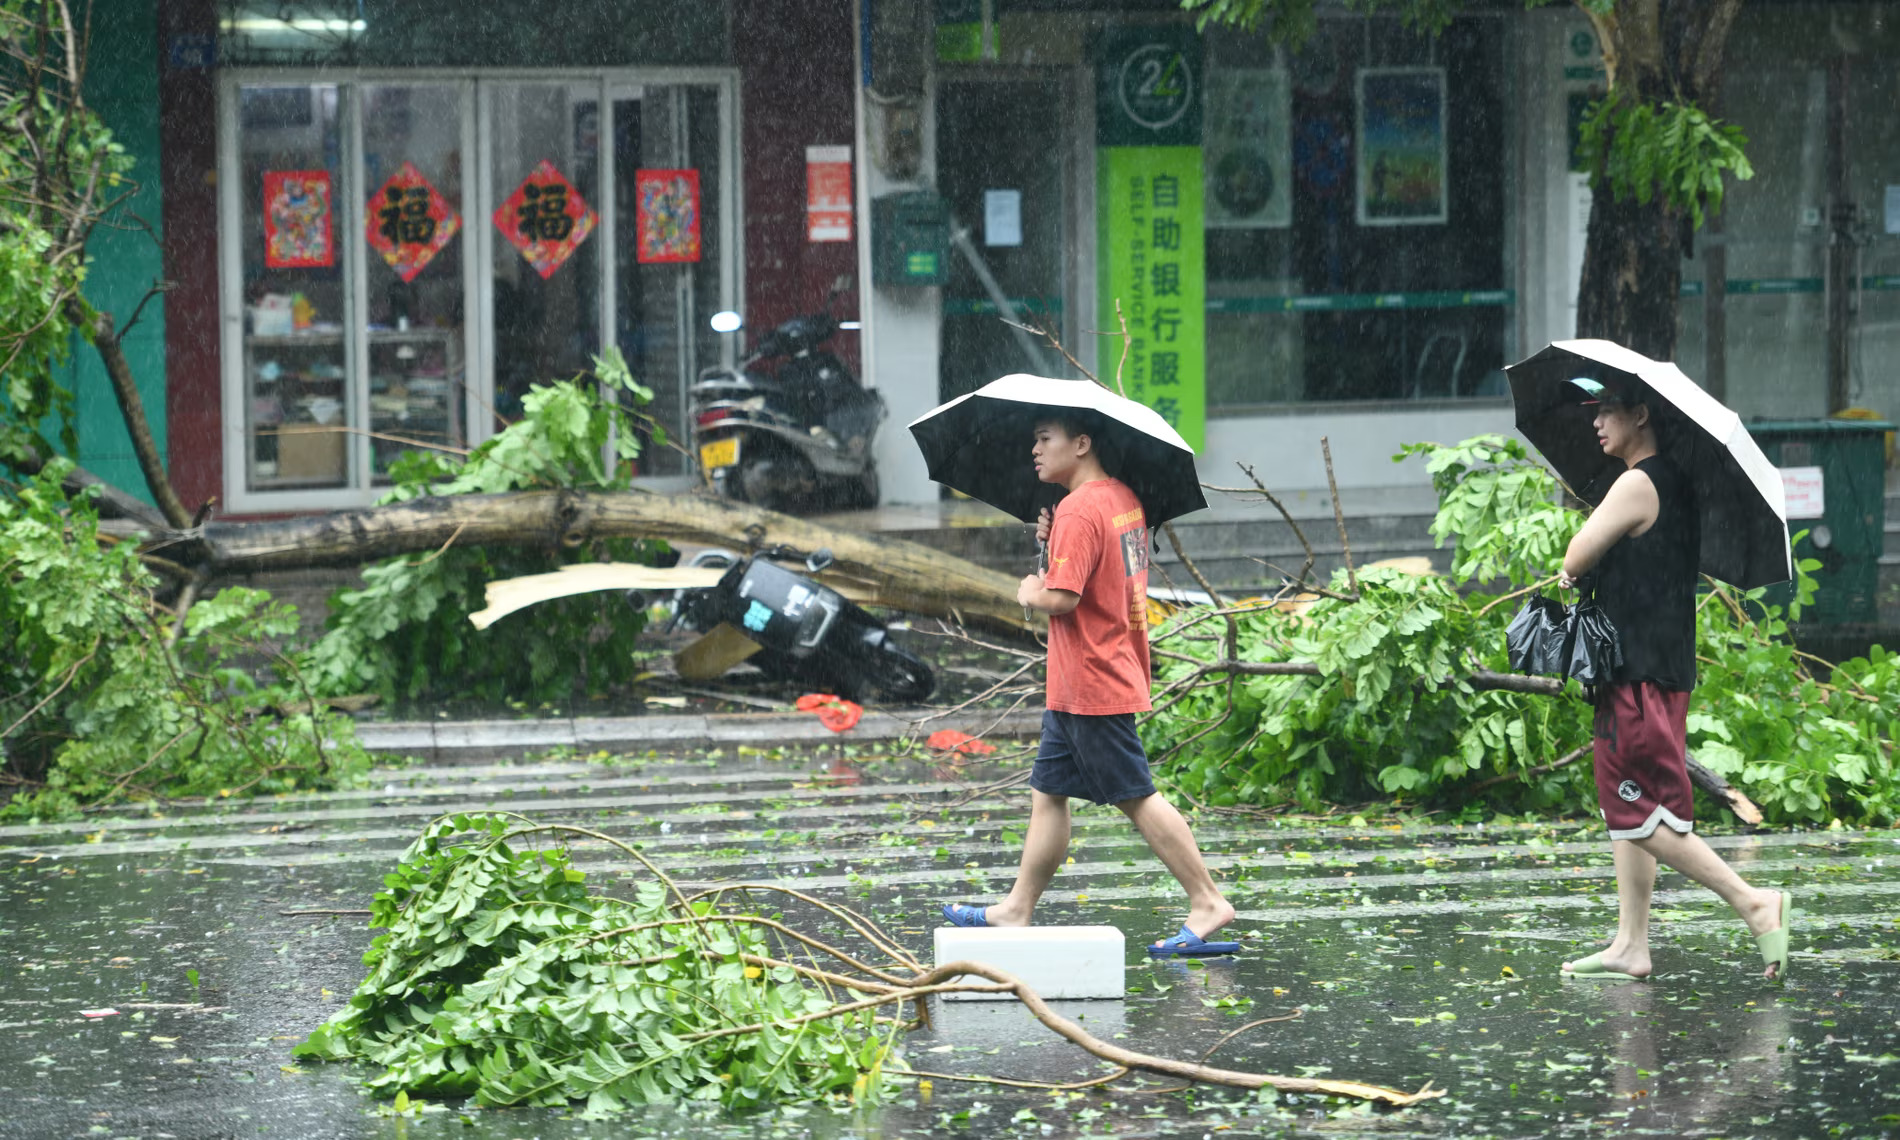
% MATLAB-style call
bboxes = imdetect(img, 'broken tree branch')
[894,960,1442,1106]
[1319,436,1358,597]
[1210,460,1317,586]
[69,299,191,529]
[8,443,168,529]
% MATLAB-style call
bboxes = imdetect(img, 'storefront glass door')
[222,70,735,510]
[482,82,603,423]
[936,77,1071,402]
[610,83,730,476]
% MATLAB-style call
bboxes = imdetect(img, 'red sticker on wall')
[805,145,853,243]
[263,170,334,268]
[366,162,461,283]
[493,159,597,279]
[634,168,701,264]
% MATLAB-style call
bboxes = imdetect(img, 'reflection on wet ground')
[2,748,1898,1139]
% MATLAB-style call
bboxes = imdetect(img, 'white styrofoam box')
[928,997,1128,1042]
[932,925,1125,1001]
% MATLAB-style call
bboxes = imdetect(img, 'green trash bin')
[1745,418,1895,625]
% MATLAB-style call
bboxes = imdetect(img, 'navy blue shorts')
[1030,710,1157,806]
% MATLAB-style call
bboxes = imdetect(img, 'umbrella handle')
[1023,539,1049,625]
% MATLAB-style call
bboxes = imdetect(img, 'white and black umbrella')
[1505,339,1791,589]
[907,374,1207,528]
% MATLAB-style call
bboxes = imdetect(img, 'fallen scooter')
[667,545,934,704]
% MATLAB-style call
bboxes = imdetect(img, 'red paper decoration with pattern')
[365,162,461,283]
[493,159,597,279]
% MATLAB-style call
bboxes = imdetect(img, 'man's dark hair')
[1037,410,1121,475]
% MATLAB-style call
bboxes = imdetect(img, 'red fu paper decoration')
[634,169,701,264]
[263,170,334,268]
[366,161,462,283]
[493,159,597,280]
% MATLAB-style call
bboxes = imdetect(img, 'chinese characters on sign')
[806,145,853,243]
[1096,28,1205,450]
[493,159,597,279]
[365,161,461,283]
[634,168,702,264]
[263,170,334,269]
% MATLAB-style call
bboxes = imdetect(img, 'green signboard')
[1096,27,1205,450]
[935,0,988,63]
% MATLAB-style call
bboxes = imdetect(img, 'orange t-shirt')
[1041,478,1151,715]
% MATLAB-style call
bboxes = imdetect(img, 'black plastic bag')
[1506,588,1623,684]
[1506,594,1571,676]
[1564,596,1623,685]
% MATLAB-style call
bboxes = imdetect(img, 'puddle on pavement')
[3,749,1899,1139]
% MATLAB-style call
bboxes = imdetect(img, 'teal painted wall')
[68,0,167,505]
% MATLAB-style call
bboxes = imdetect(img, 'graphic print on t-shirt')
[1119,526,1149,577]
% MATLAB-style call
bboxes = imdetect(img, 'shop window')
[485,83,602,419]
[223,73,735,509]
[236,83,349,492]
[1203,16,1513,410]
[363,84,470,482]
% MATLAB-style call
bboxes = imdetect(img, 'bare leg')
[1563,828,1785,978]
[1635,827,1785,978]
[1117,793,1235,941]
[1564,839,1657,978]
[981,789,1072,927]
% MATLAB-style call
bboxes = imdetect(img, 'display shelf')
[242,326,463,490]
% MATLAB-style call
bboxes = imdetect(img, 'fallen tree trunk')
[98,487,1043,638]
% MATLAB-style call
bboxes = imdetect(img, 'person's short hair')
[1036,411,1121,475]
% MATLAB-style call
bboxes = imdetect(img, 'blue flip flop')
[1148,924,1241,958]
[941,903,990,927]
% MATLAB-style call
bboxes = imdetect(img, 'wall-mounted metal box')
[872,191,949,287]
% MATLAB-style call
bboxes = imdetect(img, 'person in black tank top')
[1551,377,1792,981]
[1592,455,1698,690]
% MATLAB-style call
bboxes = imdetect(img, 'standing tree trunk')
[1574,0,1746,355]
[1575,187,1688,358]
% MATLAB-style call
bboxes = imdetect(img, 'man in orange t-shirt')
[940,412,1237,956]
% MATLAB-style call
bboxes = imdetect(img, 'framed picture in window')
[1354,67,1447,227]
[1205,69,1291,229]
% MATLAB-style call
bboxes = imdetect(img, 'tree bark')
[107,488,1043,638]
[1573,0,1744,355]
[69,300,194,530]
[1575,189,1687,358]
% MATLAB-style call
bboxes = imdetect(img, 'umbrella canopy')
[1505,339,1791,589]
[907,374,1207,528]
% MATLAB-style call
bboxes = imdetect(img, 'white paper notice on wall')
[1780,465,1825,520]
[984,189,1022,247]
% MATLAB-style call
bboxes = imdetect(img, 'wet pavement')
[3,747,1899,1139]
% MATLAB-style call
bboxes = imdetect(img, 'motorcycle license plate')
[699,437,739,472]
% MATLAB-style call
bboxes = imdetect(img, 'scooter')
[692,280,883,512]
[666,545,934,704]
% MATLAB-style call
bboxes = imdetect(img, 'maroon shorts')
[1592,682,1694,840]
